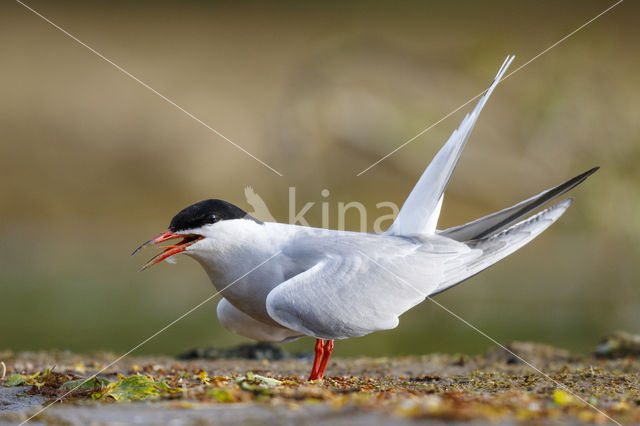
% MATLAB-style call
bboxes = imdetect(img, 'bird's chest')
[192,247,289,324]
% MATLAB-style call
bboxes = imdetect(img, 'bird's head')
[133,199,261,270]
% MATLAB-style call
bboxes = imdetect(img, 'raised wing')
[386,55,514,237]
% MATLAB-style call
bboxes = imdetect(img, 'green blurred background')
[1,0,638,358]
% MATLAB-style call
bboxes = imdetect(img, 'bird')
[133,55,597,381]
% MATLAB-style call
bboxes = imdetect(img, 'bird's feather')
[265,198,571,340]
[439,167,598,242]
[217,298,303,342]
[266,232,479,339]
[431,198,573,295]
[386,55,514,237]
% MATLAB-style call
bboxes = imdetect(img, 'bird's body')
[193,221,473,341]
[187,196,576,343]
[135,56,597,380]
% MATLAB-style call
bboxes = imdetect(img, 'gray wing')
[265,235,479,340]
[266,199,572,340]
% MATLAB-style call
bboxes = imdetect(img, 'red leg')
[308,339,324,380]
[316,340,334,380]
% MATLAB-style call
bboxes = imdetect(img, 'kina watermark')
[244,186,399,233]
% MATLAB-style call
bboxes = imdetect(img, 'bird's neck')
[187,220,290,287]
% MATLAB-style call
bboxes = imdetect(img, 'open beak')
[132,230,204,271]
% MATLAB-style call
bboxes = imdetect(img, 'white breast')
[186,220,305,326]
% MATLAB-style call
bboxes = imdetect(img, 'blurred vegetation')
[1,0,638,357]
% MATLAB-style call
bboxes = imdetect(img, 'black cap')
[169,199,262,232]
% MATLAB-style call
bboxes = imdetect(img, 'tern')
[134,56,597,380]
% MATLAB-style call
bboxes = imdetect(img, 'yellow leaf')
[614,400,630,411]
[553,389,573,406]
[197,371,210,385]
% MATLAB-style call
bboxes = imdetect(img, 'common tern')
[134,56,597,380]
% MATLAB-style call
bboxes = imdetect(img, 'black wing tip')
[585,166,600,176]
[448,167,599,241]
[576,166,599,180]
[569,166,600,188]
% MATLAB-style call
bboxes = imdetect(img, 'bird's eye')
[208,214,218,223]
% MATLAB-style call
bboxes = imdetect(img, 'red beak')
[132,230,204,271]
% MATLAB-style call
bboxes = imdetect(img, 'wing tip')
[585,166,600,177]
[492,55,516,86]
[566,166,600,191]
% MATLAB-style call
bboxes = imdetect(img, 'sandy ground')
[1,342,639,425]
